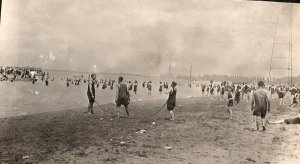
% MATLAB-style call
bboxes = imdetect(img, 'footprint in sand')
[244,127,255,131]
[279,127,287,132]
[271,136,280,143]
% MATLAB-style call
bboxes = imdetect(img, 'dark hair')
[118,77,123,82]
[258,81,264,87]
[171,81,177,87]
[91,74,96,78]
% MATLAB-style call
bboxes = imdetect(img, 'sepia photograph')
[0,0,300,163]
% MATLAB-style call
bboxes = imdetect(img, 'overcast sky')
[0,0,299,77]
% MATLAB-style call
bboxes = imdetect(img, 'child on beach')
[165,81,177,121]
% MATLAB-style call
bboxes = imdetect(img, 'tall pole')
[269,5,280,83]
[290,4,293,86]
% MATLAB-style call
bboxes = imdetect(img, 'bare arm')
[251,93,255,111]
[164,88,173,94]
[267,97,270,112]
[88,81,95,98]
[115,84,119,101]
[126,85,130,100]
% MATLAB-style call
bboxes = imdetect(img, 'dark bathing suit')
[167,88,177,111]
[117,83,129,107]
[87,80,95,103]
[252,89,270,118]
[284,117,300,124]
[227,93,233,107]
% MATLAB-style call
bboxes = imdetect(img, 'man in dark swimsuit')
[165,81,177,121]
[251,81,270,131]
[87,74,96,114]
[115,77,130,118]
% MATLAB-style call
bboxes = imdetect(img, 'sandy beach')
[1,0,300,163]
[1,95,299,164]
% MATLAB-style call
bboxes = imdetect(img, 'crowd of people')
[0,66,45,81]
[1,68,300,130]
[78,74,299,130]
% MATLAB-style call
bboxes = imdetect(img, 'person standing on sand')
[133,80,138,94]
[165,81,177,121]
[277,86,285,105]
[159,82,163,94]
[87,74,97,114]
[115,77,130,118]
[234,87,241,105]
[251,81,270,131]
[227,89,234,119]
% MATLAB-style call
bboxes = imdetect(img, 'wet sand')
[0,96,299,164]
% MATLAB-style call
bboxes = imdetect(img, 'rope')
[94,100,168,119]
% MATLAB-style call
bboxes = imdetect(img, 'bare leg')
[169,111,175,121]
[90,102,94,114]
[261,118,266,131]
[87,102,92,113]
[125,106,129,117]
[228,107,232,119]
[87,103,90,113]
[255,116,260,131]
[116,105,120,118]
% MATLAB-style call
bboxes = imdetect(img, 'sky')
[0,0,299,77]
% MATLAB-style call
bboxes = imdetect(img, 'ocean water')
[0,71,205,118]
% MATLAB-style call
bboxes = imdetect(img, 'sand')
[0,96,300,164]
